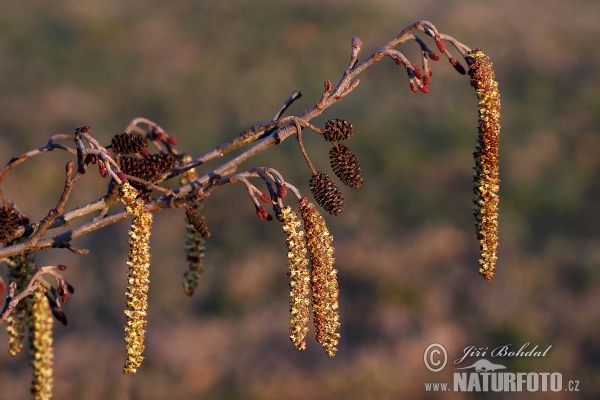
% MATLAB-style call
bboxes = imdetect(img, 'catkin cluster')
[278,200,341,357]
[468,49,501,281]
[120,182,153,374]
[300,199,340,358]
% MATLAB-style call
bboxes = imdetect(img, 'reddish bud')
[411,64,423,80]
[260,193,269,204]
[0,280,6,294]
[154,131,166,142]
[98,160,107,177]
[257,205,269,219]
[428,51,440,61]
[140,149,150,157]
[166,136,177,145]
[117,172,128,183]
[435,37,446,53]
[409,81,418,93]
[61,293,69,304]
[279,184,287,199]
[56,265,67,271]
[419,85,429,93]
[424,75,430,87]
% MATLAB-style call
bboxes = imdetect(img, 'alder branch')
[0,20,474,261]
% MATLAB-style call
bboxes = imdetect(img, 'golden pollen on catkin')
[299,198,340,358]
[468,49,501,281]
[29,289,54,400]
[120,183,153,374]
[277,205,311,351]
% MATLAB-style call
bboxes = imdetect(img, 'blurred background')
[0,0,598,399]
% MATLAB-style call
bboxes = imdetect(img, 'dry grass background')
[0,0,599,399]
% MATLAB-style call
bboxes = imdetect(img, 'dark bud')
[111,132,148,155]
[56,265,67,271]
[66,283,75,294]
[449,58,466,75]
[185,206,212,238]
[51,286,60,300]
[310,172,345,215]
[44,291,59,309]
[51,308,68,326]
[323,119,355,142]
[330,144,363,188]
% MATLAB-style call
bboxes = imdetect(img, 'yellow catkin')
[29,289,54,400]
[299,199,340,358]
[469,49,501,281]
[278,206,311,351]
[120,183,153,374]
[5,249,36,356]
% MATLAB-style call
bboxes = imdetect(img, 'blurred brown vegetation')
[0,0,599,399]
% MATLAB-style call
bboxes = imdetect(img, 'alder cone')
[0,206,20,242]
[323,119,354,142]
[310,172,344,215]
[329,144,363,188]
[111,132,148,154]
